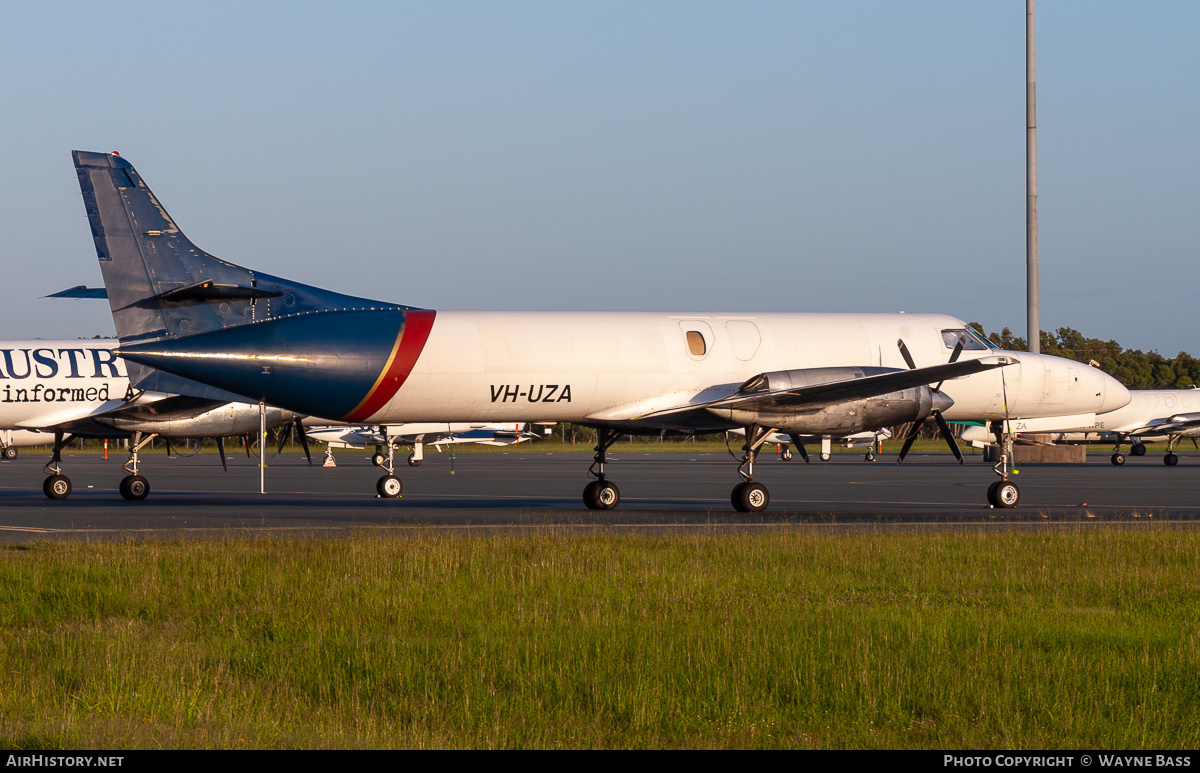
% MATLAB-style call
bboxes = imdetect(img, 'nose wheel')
[987,421,1021,509]
[987,480,1020,508]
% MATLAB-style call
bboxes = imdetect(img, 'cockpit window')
[942,329,993,351]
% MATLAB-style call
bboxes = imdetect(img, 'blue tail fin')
[73,151,420,403]
[72,151,410,347]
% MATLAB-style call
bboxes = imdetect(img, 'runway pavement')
[0,448,1197,543]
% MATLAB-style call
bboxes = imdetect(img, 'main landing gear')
[731,426,777,513]
[42,430,74,500]
[374,427,403,499]
[583,428,622,510]
[119,431,156,501]
[987,421,1020,509]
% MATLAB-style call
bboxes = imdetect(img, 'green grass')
[1,529,1197,749]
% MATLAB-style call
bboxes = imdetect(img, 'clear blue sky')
[3,1,1198,355]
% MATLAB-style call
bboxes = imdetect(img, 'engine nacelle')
[97,402,296,437]
[705,366,946,434]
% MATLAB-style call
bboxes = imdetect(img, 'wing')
[635,355,1015,421]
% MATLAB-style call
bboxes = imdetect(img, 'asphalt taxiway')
[0,449,1196,543]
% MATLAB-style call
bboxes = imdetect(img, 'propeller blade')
[787,433,811,463]
[217,437,228,471]
[274,421,291,458]
[165,437,174,457]
[242,433,252,457]
[932,411,964,464]
[897,339,917,371]
[933,339,966,392]
[295,418,312,465]
[896,421,922,464]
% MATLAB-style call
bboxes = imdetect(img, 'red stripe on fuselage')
[344,310,436,422]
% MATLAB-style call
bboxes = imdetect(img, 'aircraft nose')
[1093,368,1131,414]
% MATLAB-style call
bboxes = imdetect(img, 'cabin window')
[686,331,706,356]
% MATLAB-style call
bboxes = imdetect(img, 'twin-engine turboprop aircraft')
[0,339,296,499]
[71,150,1130,510]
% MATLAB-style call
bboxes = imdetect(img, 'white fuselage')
[367,311,1128,425]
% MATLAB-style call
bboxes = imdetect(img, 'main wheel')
[583,480,620,510]
[1131,444,1147,457]
[407,454,422,467]
[780,448,793,461]
[820,452,831,461]
[1111,453,1125,466]
[376,475,403,498]
[119,474,150,501]
[1,446,17,461]
[992,481,1020,509]
[370,452,386,467]
[1165,453,1179,466]
[731,481,769,513]
[43,474,71,500]
[986,480,1002,506]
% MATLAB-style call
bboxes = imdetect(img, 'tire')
[780,449,792,462]
[377,475,403,498]
[43,474,71,500]
[1,446,16,461]
[986,480,1001,506]
[407,454,422,467]
[1111,453,1125,466]
[119,475,150,501]
[994,481,1020,509]
[732,481,769,513]
[1165,453,1179,466]
[583,480,601,509]
[1131,444,1146,457]
[370,453,386,467]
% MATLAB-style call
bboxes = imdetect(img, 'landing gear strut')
[731,425,776,513]
[583,428,621,510]
[42,430,74,500]
[375,427,403,498]
[119,431,156,500]
[987,421,1020,508]
[1164,435,1180,466]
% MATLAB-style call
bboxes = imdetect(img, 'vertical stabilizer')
[72,151,409,347]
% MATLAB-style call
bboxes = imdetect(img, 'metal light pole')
[1027,0,1040,353]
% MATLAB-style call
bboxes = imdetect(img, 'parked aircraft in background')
[731,427,891,461]
[0,429,48,460]
[0,338,295,499]
[72,150,1130,510]
[305,422,546,466]
[961,388,1200,466]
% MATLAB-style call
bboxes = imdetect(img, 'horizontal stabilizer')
[46,285,108,299]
